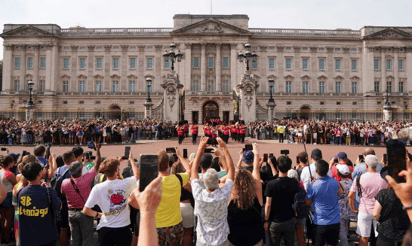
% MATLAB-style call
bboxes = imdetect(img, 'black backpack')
[50,167,70,201]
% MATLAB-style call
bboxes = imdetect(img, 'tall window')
[352,82,357,93]
[252,60,258,69]
[336,82,341,94]
[269,58,275,69]
[129,81,136,92]
[40,80,45,92]
[63,81,68,92]
[112,81,119,92]
[386,59,391,70]
[387,81,392,93]
[41,58,46,68]
[222,57,229,68]
[319,82,325,94]
[14,80,20,91]
[28,58,33,68]
[302,59,308,70]
[399,81,404,93]
[335,59,341,70]
[15,58,21,68]
[147,58,153,69]
[208,57,214,68]
[374,59,379,70]
[96,58,102,69]
[302,81,308,94]
[130,58,136,69]
[286,59,292,69]
[352,110,357,119]
[164,59,169,69]
[113,58,119,69]
[351,60,357,70]
[96,81,102,92]
[374,81,380,93]
[319,59,325,70]
[399,60,404,70]
[286,81,292,93]
[79,81,85,92]
[207,80,215,91]
[193,57,199,68]
[192,80,199,91]
[80,58,85,69]
[64,58,69,69]
[222,80,229,92]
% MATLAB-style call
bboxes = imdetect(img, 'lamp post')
[267,79,276,120]
[146,78,152,103]
[26,80,35,120]
[144,78,154,119]
[237,43,257,71]
[163,43,183,72]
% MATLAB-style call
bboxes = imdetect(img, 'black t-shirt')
[18,185,61,246]
[265,177,300,222]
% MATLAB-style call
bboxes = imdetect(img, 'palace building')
[1,14,412,122]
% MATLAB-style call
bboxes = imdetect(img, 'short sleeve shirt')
[84,176,138,230]
[61,167,97,208]
[155,173,189,228]
[192,179,234,246]
[306,176,340,225]
[350,172,387,215]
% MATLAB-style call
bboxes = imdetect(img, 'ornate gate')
[152,98,164,119]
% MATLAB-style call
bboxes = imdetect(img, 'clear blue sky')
[0,0,411,60]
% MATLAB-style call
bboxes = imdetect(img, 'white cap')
[336,164,350,175]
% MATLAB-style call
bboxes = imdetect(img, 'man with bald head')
[352,148,382,180]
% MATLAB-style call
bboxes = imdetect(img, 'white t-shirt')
[300,162,332,191]
[85,176,138,230]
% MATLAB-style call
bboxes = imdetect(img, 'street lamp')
[238,43,257,71]
[163,43,183,72]
[268,79,274,103]
[27,80,34,107]
[146,78,152,103]
[385,89,391,107]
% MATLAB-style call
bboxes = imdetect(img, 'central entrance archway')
[108,105,121,119]
[203,101,219,121]
[299,105,311,119]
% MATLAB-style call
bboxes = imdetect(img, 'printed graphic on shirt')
[18,195,49,217]
[105,188,127,216]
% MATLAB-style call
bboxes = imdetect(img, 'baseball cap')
[243,150,254,163]
[8,153,20,159]
[69,161,83,176]
[336,164,350,175]
[311,148,322,158]
[337,152,347,160]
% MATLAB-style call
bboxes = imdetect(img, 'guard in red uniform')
[231,124,237,141]
[239,124,246,143]
[177,123,184,145]
[223,123,230,144]
[191,122,198,145]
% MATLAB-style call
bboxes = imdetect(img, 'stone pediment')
[365,27,412,39]
[1,25,54,37]
[171,18,251,36]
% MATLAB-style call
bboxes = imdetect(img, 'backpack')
[50,167,70,201]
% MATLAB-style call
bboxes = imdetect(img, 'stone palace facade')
[1,14,412,122]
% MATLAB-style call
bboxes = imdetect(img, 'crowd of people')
[248,119,409,145]
[0,119,179,145]
[0,133,411,246]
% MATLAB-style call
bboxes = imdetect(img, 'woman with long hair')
[0,155,17,244]
[228,143,264,246]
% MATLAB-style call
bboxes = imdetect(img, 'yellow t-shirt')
[155,173,189,228]
[278,126,285,134]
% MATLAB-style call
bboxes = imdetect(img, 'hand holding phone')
[123,146,131,160]
[139,155,159,192]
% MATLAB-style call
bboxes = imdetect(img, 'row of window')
[15,58,46,69]
[13,80,45,91]
[374,59,404,70]
[191,80,230,92]
[62,80,152,93]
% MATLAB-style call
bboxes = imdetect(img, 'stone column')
[2,45,13,92]
[20,45,27,91]
[343,47,350,93]
[383,104,392,122]
[276,46,285,92]
[309,47,317,92]
[26,104,35,121]
[137,45,145,91]
[32,44,39,91]
[103,45,112,91]
[394,48,399,93]
[200,43,206,91]
[216,43,222,91]
[49,44,59,94]
[362,44,374,95]
[70,46,79,92]
[406,47,412,93]
[87,45,95,92]
[155,45,163,92]
[184,43,192,91]
[230,43,238,90]
[267,102,275,120]
[326,47,334,92]
[121,45,129,92]
[259,46,267,92]
[381,47,386,93]
[143,101,154,119]
[293,46,301,93]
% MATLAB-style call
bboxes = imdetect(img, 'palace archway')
[299,105,311,119]
[108,105,121,119]
[202,101,219,121]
